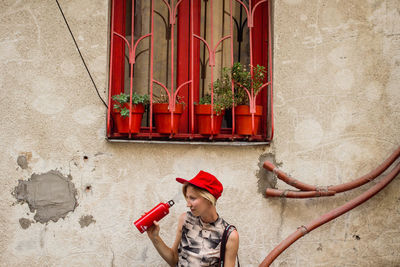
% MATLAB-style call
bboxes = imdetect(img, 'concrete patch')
[79,215,96,228]
[256,153,278,195]
[12,170,78,223]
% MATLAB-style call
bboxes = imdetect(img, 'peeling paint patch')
[17,155,28,169]
[17,152,32,169]
[256,153,278,195]
[19,218,33,229]
[12,170,77,223]
[79,215,96,228]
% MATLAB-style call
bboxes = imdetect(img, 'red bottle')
[134,200,175,233]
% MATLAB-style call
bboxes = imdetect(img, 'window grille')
[107,0,273,143]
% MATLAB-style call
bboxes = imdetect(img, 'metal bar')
[251,0,267,27]
[190,0,195,137]
[230,0,235,137]
[170,1,175,135]
[249,0,255,136]
[193,34,213,60]
[149,0,155,137]
[132,33,152,63]
[113,32,131,55]
[107,0,116,137]
[175,80,192,96]
[128,0,135,138]
[267,0,274,141]
[213,35,232,54]
[210,0,215,137]
[234,0,250,24]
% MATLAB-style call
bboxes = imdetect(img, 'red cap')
[176,171,223,199]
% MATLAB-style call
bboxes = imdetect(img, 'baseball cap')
[176,170,223,199]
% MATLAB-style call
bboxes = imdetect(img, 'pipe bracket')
[297,225,309,236]
[280,189,289,197]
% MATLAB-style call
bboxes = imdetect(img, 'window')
[107,0,273,143]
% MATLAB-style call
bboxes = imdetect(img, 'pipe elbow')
[263,160,276,172]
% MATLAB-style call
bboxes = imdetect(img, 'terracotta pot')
[113,104,145,134]
[153,103,184,134]
[234,105,263,135]
[195,104,225,135]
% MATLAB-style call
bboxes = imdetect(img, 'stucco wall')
[1,0,399,266]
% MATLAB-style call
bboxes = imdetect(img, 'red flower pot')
[153,103,184,134]
[195,104,225,135]
[234,105,263,135]
[113,104,145,134]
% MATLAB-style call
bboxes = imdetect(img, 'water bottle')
[134,200,175,233]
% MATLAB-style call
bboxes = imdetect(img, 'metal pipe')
[260,162,400,267]
[263,146,400,193]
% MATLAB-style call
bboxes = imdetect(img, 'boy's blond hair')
[183,183,216,206]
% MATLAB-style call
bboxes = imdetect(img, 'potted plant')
[231,62,266,135]
[195,67,233,135]
[112,92,149,134]
[152,94,185,134]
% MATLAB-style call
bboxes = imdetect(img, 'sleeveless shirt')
[177,211,232,267]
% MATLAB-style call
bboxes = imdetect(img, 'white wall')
[0,0,399,266]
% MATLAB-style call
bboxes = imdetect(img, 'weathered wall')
[0,0,399,267]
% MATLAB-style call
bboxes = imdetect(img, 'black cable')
[55,0,108,108]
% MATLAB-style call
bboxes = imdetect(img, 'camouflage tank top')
[177,211,232,267]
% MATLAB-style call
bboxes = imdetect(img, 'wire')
[55,0,108,108]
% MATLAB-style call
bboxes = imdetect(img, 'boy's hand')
[146,221,160,240]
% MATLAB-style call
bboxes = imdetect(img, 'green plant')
[153,93,185,105]
[112,92,149,118]
[231,62,266,105]
[197,67,234,114]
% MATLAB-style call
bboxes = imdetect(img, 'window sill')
[106,137,270,146]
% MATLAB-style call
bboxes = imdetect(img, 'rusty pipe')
[260,162,400,267]
[263,146,400,193]
[266,188,336,198]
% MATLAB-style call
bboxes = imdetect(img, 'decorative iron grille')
[107,0,273,143]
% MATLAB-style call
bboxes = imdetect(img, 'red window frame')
[107,0,273,143]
